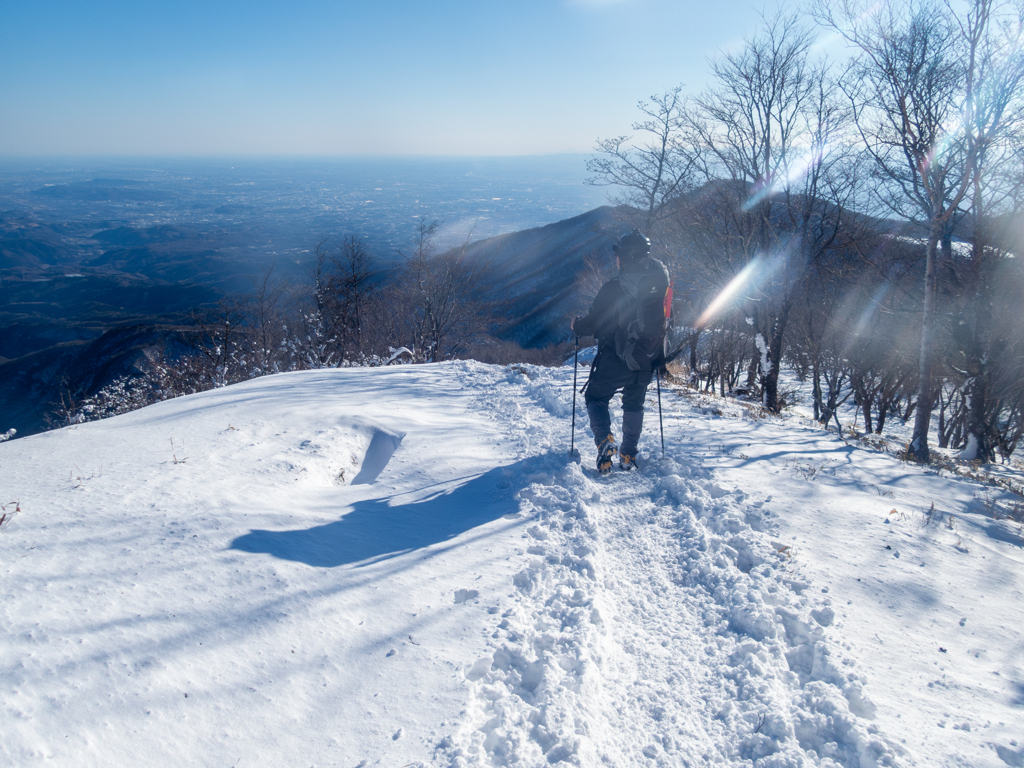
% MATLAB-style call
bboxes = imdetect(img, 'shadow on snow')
[229,459,538,568]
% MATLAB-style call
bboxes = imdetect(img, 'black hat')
[612,228,651,260]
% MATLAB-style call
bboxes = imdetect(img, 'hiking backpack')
[614,257,673,372]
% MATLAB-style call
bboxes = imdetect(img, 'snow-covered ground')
[1,361,1022,767]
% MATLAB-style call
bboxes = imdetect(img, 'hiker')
[571,229,671,473]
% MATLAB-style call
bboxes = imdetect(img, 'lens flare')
[696,258,763,328]
[850,281,890,340]
[920,115,967,176]
[695,244,797,329]
[742,146,828,212]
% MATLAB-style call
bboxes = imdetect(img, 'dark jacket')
[576,256,670,370]
[574,277,624,349]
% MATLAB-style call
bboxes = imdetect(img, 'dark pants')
[584,348,653,456]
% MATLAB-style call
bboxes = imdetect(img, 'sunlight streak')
[696,261,760,329]
[850,281,890,340]
[920,115,967,176]
[741,146,827,212]
[696,243,797,329]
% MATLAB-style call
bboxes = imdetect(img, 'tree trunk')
[812,363,822,422]
[745,305,761,389]
[746,355,759,389]
[937,393,949,448]
[963,376,995,462]
[910,220,942,463]
[761,301,793,413]
[876,401,888,434]
[689,329,700,376]
[902,396,917,423]
[961,224,997,463]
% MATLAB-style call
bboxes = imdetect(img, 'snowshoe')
[596,434,617,475]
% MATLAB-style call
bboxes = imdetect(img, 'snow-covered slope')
[2,362,1021,767]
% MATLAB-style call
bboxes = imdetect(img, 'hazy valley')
[0,157,612,437]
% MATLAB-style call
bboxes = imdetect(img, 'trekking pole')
[570,335,579,457]
[656,366,665,456]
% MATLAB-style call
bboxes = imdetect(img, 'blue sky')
[1,0,771,156]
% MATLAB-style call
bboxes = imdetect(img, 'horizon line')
[0,152,594,163]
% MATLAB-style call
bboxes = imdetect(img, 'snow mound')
[257,422,402,487]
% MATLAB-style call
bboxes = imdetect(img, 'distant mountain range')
[470,205,624,347]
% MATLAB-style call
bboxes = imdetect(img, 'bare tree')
[945,0,1024,460]
[587,86,695,235]
[288,239,338,369]
[246,264,287,375]
[188,297,251,387]
[396,220,494,362]
[677,11,857,411]
[815,0,986,461]
[327,234,376,359]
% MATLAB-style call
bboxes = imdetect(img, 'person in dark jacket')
[572,229,670,473]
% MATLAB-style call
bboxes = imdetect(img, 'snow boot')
[619,452,637,471]
[596,434,617,475]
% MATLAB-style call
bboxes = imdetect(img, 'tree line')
[587,0,1024,463]
[51,222,568,427]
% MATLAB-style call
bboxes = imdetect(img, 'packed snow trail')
[440,365,904,766]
